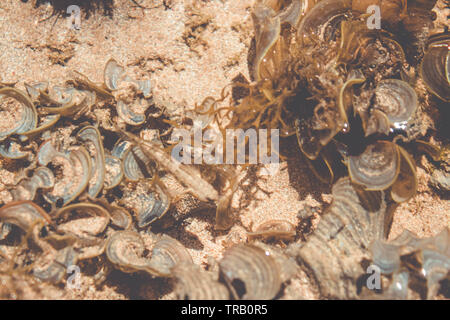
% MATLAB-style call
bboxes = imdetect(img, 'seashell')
[297,0,352,42]
[37,140,92,206]
[365,109,391,137]
[348,141,400,191]
[290,177,392,298]
[146,234,193,277]
[420,37,450,101]
[104,58,126,91]
[54,202,111,237]
[370,240,401,274]
[10,167,55,201]
[24,81,48,102]
[104,58,152,125]
[390,146,417,203]
[106,204,132,230]
[112,139,132,160]
[251,3,281,82]
[77,126,106,198]
[247,219,296,242]
[33,246,78,284]
[0,201,51,232]
[219,244,281,299]
[173,263,229,300]
[363,271,410,300]
[421,248,450,299]
[27,81,97,118]
[76,238,107,261]
[0,141,30,159]
[337,19,406,70]
[106,231,191,277]
[339,70,365,123]
[133,79,152,99]
[415,140,442,162]
[136,184,170,228]
[122,145,153,181]
[70,70,112,99]
[116,100,147,126]
[104,58,152,96]
[105,230,152,274]
[372,79,418,131]
[0,87,37,142]
[19,114,61,141]
[369,228,450,299]
[88,198,132,230]
[385,271,409,300]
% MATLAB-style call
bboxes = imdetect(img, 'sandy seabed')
[0,0,448,299]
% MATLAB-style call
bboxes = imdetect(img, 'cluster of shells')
[0,0,449,299]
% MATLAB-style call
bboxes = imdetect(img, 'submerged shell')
[391,147,417,203]
[104,58,125,91]
[173,263,229,300]
[122,145,152,181]
[91,198,132,230]
[370,240,401,274]
[77,126,106,198]
[136,184,170,228]
[105,230,151,273]
[290,177,392,298]
[420,37,450,102]
[106,231,191,277]
[373,79,418,130]
[104,58,152,125]
[0,87,37,141]
[348,141,400,191]
[365,109,391,137]
[19,114,61,141]
[33,247,78,283]
[0,201,51,232]
[297,0,351,41]
[251,3,281,82]
[10,167,55,201]
[147,235,193,276]
[32,83,97,118]
[38,141,92,206]
[54,203,111,237]
[116,100,147,126]
[247,219,296,241]
[0,141,30,159]
[370,228,450,299]
[219,244,281,300]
